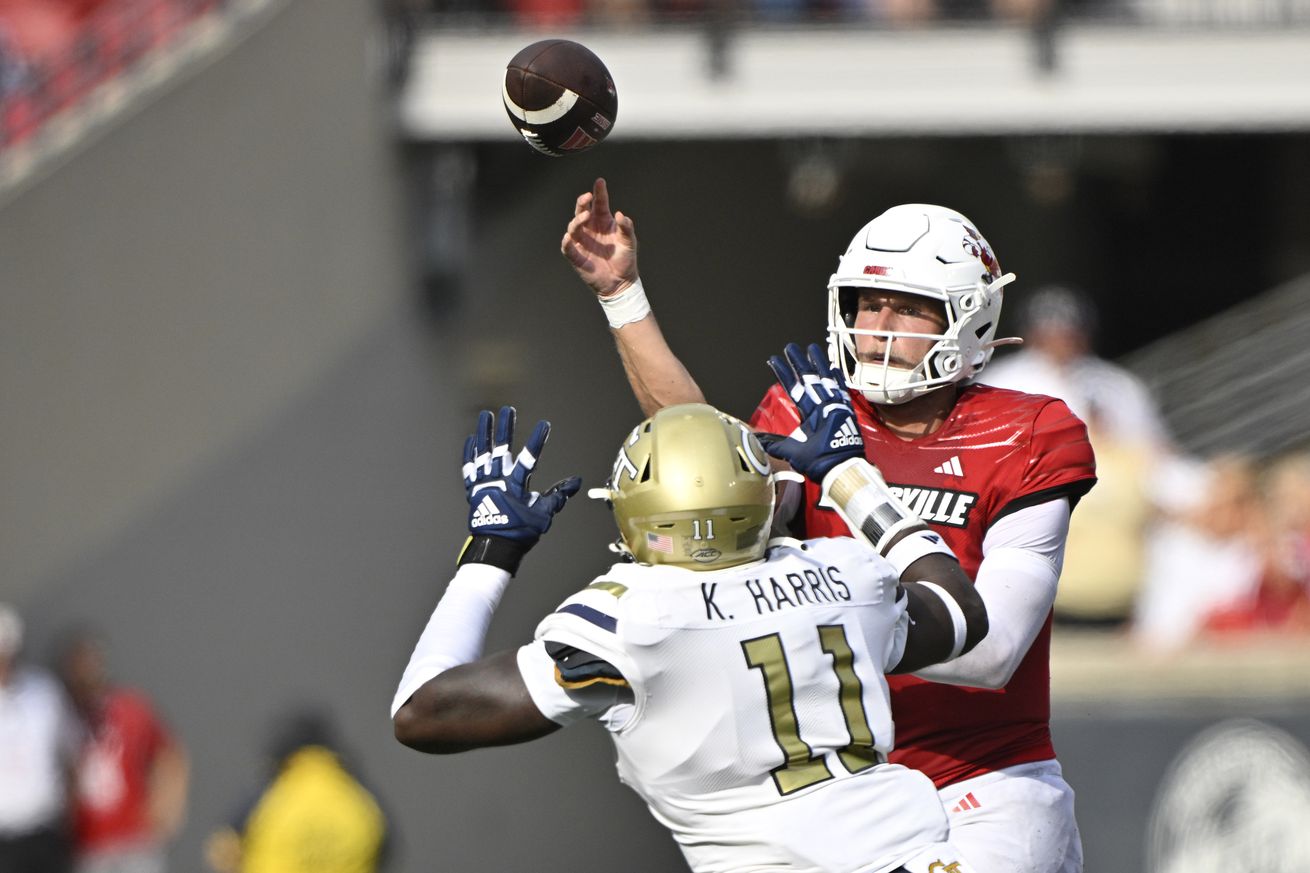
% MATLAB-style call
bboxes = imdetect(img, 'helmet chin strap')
[860,381,920,406]
[850,337,930,406]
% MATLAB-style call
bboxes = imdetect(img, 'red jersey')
[752,382,1096,788]
[73,689,175,852]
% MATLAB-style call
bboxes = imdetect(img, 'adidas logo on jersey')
[470,494,509,528]
[828,418,862,449]
[932,456,964,477]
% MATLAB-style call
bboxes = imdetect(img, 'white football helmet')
[826,204,1018,405]
[589,404,775,570]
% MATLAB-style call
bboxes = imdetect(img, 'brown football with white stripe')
[503,40,617,157]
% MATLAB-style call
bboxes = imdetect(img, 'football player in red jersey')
[561,178,1097,873]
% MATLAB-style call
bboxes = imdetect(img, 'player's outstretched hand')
[757,343,864,483]
[458,406,582,575]
[560,177,639,298]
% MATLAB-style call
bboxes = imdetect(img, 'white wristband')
[915,580,969,661]
[598,278,652,329]
[884,529,957,577]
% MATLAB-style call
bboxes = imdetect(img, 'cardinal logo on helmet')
[961,226,1001,279]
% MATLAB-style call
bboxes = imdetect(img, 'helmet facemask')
[590,404,776,570]
[828,274,1015,406]
[824,204,1018,406]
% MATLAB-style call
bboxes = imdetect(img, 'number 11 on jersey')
[742,626,881,795]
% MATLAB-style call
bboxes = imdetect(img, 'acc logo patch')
[691,547,722,563]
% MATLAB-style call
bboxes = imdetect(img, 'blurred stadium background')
[3,0,1310,870]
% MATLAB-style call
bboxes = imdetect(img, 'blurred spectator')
[982,284,1174,626]
[502,0,585,27]
[985,285,1169,446]
[57,628,188,873]
[1,0,225,149]
[1201,452,1310,637]
[0,1,82,62]
[817,0,1053,25]
[203,707,391,873]
[1132,455,1269,651]
[0,603,79,873]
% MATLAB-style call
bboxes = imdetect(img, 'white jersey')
[517,537,952,873]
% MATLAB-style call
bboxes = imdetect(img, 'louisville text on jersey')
[701,565,851,621]
[886,484,979,528]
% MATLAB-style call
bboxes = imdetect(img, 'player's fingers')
[474,409,495,475]
[786,342,826,405]
[785,343,820,401]
[572,224,615,260]
[461,435,477,484]
[593,178,610,216]
[536,475,583,517]
[767,353,799,398]
[493,406,516,476]
[520,418,550,461]
[784,342,812,376]
[494,405,516,445]
[814,343,844,385]
[615,212,637,247]
[806,343,828,373]
[567,209,616,260]
[511,419,550,490]
[805,343,840,396]
[561,236,591,270]
[574,190,592,216]
[755,432,797,463]
[565,209,592,240]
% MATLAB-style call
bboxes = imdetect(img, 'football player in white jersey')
[392,349,988,873]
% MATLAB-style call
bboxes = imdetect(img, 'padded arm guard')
[821,458,957,574]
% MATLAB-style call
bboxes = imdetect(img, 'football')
[502,39,617,157]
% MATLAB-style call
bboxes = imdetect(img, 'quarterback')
[561,179,1098,872]
[392,378,990,873]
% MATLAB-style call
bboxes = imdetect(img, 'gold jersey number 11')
[742,625,881,795]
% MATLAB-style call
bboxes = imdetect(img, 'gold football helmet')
[592,403,775,570]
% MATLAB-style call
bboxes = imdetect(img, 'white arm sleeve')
[911,498,1070,689]
[390,563,511,718]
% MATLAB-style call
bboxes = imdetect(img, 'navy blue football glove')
[757,342,865,483]
[457,406,582,575]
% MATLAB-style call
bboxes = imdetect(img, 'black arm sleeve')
[888,554,988,674]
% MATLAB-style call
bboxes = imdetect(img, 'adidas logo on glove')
[470,494,510,528]
[828,419,862,449]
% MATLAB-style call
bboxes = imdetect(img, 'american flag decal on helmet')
[646,532,674,554]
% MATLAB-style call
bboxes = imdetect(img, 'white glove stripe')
[491,443,511,476]
[473,449,493,477]
[819,402,849,418]
[800,373,824,404]
[515,448,538,472]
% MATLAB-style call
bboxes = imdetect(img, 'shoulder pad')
[543,641,629,690]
